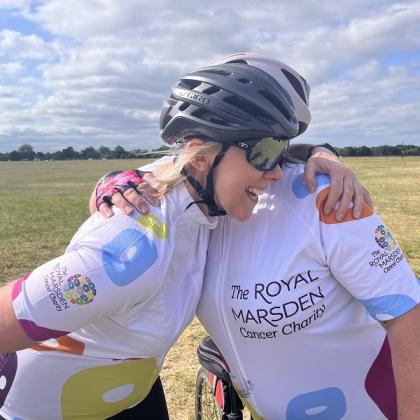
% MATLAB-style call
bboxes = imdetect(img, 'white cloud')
[0,0,419,151]
[0,30,59,60]
[306,60,420,146]
[0,0,29,9]
[0,61,24,75]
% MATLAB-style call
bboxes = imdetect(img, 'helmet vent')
[191,108,229,126]
[191,108,205,117]
[205,69,232,77]
[210,116,229,126]
[224,95,271,121]
[226,59,248,64]
[237,78,252,84]
[281,69,308,105]
[259,90,293,119]
[178,102,190,111]
[179,79,201,90]
[202,85,221,95]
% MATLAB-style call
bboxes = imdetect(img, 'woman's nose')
[264,164,283,181]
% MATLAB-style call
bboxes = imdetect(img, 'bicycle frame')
[195,336,244,420]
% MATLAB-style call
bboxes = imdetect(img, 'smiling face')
[212,145,283,221]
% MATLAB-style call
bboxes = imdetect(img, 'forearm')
[287,143,313,161]
[384,304,420,419]
[288,143,338,162]
[89,187,97,215]
[0,280,35,352]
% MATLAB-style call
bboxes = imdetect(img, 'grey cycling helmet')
[160,62,299,144]
[218,52,311,134]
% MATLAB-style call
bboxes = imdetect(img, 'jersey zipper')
[217,217,254,399]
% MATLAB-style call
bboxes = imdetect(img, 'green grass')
[0,159,152,279]
[343,157,420,273]
[0,157,419,419]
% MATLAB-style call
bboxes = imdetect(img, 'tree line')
[337,144,420,157]
[1,143,419,161]
[0,144,171,161]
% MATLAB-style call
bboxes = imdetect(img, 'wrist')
[308,143,340,161]
[95,169,147,210]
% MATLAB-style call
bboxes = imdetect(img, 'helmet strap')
[182,143,229,216]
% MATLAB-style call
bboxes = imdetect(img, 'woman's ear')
[186,139,212,175]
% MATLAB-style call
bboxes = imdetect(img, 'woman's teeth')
[246,186,264,198]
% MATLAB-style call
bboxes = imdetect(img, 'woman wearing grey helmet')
[0,62,310,420]
[96,54,419,420]
[194,56,420,420]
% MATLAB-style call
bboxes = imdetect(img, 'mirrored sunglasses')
[234,138,289,171]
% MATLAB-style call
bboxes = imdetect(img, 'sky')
[0,0,420,152]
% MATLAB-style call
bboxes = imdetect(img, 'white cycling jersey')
[197,163,420,420]
[1,183,216,420]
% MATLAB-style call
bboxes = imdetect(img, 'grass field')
[1,157,419,419]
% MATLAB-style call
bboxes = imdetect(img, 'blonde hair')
[149,140,222,197]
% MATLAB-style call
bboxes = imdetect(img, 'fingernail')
[336,213,344,221]
[355,211,361,219]
[105,210,112,218]
[325,207,332,215]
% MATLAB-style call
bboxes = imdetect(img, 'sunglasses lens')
[248,138,289,170]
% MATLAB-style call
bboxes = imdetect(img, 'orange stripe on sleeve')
[316,187,373,224]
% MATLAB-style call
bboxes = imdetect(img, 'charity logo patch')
[63,274,96,305]
[375,225,397,251]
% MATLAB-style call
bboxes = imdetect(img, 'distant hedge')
[337,145,420,157]
[0,144,171,161]
[1,143,419,161]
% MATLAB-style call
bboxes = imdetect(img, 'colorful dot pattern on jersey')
[32,336,85,356]
[0,352,17,409]
[364,338,397,420]
[138,214,169,239]
[63,274,96,305]
[102,228,158,287]
[316,187,373,224]
[11,272,31,300]
[17,319,69,342]
[286,387,347,419]
[292,174,330,199]
[375,225,397,251]
[61,358,158,419]
[359,294,417,321]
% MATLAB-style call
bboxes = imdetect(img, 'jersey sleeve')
[12,212,165,342]
[316,184,420,322]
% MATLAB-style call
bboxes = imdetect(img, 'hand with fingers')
[91,144,372,222]
[303,146,373,221]
[93,170,161,218]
